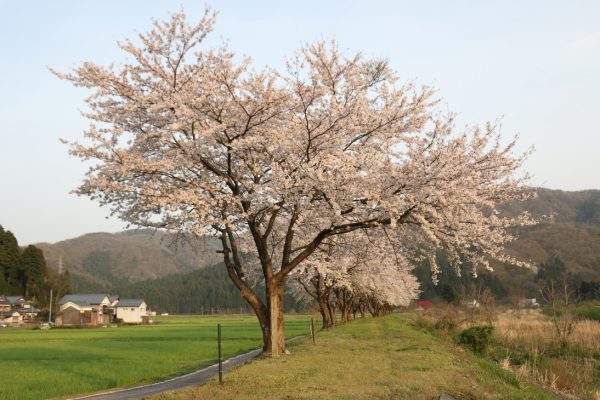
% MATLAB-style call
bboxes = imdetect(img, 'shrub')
[413,316,435,332]
[434,315,457,332]
[457,325,494,353]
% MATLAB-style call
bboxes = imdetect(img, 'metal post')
[48,289,53,324]
[310,317,315,343]
[218,323,223,384]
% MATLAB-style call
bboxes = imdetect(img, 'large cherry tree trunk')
[218,208,365,356]
[226,216,295,357]
[265,279,286,355]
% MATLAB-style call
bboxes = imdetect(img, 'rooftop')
[115,299,145,307]
[59,294,112,306]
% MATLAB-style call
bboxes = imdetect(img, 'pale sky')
[1,1,599,245]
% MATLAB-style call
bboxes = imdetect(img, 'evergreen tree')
[536,256,567,286]
[441,283,459,304]
[0,225,23,294]
[579,280,600,300]
[0,247,11,294]
[21,245,48,301]
[0,225,73,311]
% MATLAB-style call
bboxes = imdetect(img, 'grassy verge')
[154,314,555,400]
[575,300,600,321]
[416,306,600,398]
[0,314,309,400]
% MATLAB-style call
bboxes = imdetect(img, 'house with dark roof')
[16,306,40,321]
[0,295,39,324]
[114,299,148,324]
[57,294,150,326]
[6,295,30,308]
[57,294,116,327]
[0,310,23,326]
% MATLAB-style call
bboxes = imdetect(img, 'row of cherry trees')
[292,233,420,328]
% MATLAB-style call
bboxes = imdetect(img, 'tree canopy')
[21,245,48,301]
[0,224,71,307]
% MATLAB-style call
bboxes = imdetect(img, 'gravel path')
[68,336,304,400]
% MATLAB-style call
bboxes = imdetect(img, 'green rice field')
[0,314,310,400]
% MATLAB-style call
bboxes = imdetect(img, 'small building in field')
[58,302,102,326]
[56,294,151,327]
[114,299,148,324]
[58,294,115,327]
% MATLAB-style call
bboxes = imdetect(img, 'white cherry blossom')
[54,9,536,356]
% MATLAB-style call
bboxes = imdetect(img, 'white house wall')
[116,304,147,323]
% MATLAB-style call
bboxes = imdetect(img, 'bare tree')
[540,275,580,348]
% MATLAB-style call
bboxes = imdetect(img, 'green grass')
[575,300,600,321]
[0,314,310,400]
[154,314,556,400]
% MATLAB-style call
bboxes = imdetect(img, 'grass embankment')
[155,314,554,400]
[417,306,600,399]
[575,300,600,321]
[0,315,309,400]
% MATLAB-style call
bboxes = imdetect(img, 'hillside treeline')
[116,263,306,314]
[415,251,600,305]
[414,252,510,302]
[0,225,72,306]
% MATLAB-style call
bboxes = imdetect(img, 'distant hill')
[502,187,600,225]
[416,188,600,300]
[506,222,600,280]
[36,230,221,292]
[500,188,600,281]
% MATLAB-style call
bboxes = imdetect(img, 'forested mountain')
[36,230,221,291]
[506,222,600,280]
[500,188,600,281]
[418,188,600,300]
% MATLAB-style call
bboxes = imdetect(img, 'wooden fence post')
[218,323,223,384]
